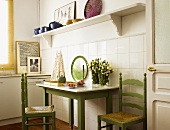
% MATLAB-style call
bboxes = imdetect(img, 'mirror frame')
[71,56,88,81]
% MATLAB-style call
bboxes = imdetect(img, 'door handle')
[147,66,156,72]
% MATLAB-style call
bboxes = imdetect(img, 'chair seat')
[25,105,54,114]
[100,112,143,123]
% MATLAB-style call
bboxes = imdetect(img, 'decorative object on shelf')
[16,41,40,74]
[89,58,113,86]
[51,51,65,81]
[38,26,50,34]
[72,18,83,23]
[49,21,63,30]
[40,26,50,32]
[71,56,88,81]
[27,57,40,74]
[84,0,102,19]
[66,19,73,25]
[54,1,76,25]
[34,27,40,35]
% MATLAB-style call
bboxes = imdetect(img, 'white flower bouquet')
[89,58,113,85]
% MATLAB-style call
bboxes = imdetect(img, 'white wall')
[0,0,39,124]
[39,0,146,130]
[13,0,39,72]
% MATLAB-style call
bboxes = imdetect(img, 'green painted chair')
[98,73,147,130]
[21,73,56,130]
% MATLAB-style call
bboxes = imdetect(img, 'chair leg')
[98,116,101,130]
[122,126,126,130]
[25,118,28,130]
[143,121,147,130]
[52,112,56,130]
[22,114,26,130]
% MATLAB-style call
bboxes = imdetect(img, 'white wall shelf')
[33,3,145,46]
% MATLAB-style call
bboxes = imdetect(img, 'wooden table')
[36,84,118,130]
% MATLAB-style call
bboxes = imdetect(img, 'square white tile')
[118,53,130,68]
[89,42,98,56]
[130,52,144,69]
[130,35,144,53]
[106,54,118,69]
[106,39,118,54]
[117,37,129,53]
[97,41,106,55]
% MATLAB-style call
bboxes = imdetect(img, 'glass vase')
[98,74,109,86]
[92,73,99,84]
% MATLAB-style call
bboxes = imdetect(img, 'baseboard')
[0,117,21,126]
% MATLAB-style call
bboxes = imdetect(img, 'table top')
[36,83,118,93]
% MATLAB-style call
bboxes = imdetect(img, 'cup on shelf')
[34,28,40,35]
[38,26,50,34]
[44,26,50,32]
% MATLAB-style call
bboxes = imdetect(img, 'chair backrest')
[21,73,28,113]
[119,73,147,117]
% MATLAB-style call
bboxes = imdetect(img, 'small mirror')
[71,56,88,81]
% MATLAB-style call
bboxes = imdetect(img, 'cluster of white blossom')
[88,58,113,75]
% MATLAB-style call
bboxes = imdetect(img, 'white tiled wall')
[39,8,146,130]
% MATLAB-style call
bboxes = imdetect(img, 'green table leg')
[43,88,49,130]
[78,95,85,130]
[69,98,74,129]
[106,91,113,130]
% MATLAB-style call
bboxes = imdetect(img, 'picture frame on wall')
[27,57,40,74]
[54,1,76,25]
[16,41,40,74]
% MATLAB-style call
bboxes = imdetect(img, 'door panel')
[155,73,170,92]
[154,0,170,64]
[147,0,170,130]
[154,101,170,130]
[0,77,21,120]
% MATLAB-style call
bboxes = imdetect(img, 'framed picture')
[27,57,40,74]
[16,41,40,74]
[54,1,76,25]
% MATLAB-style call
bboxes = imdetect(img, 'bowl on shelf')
[49,21,63,30]
[34,28,40,35]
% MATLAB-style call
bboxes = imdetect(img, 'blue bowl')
[49,21,63,30]
[34,28,40,35]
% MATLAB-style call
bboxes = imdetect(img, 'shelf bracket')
[110,14,122,36]
[41,35,52,47]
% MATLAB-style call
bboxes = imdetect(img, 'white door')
[147,0,170,130]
